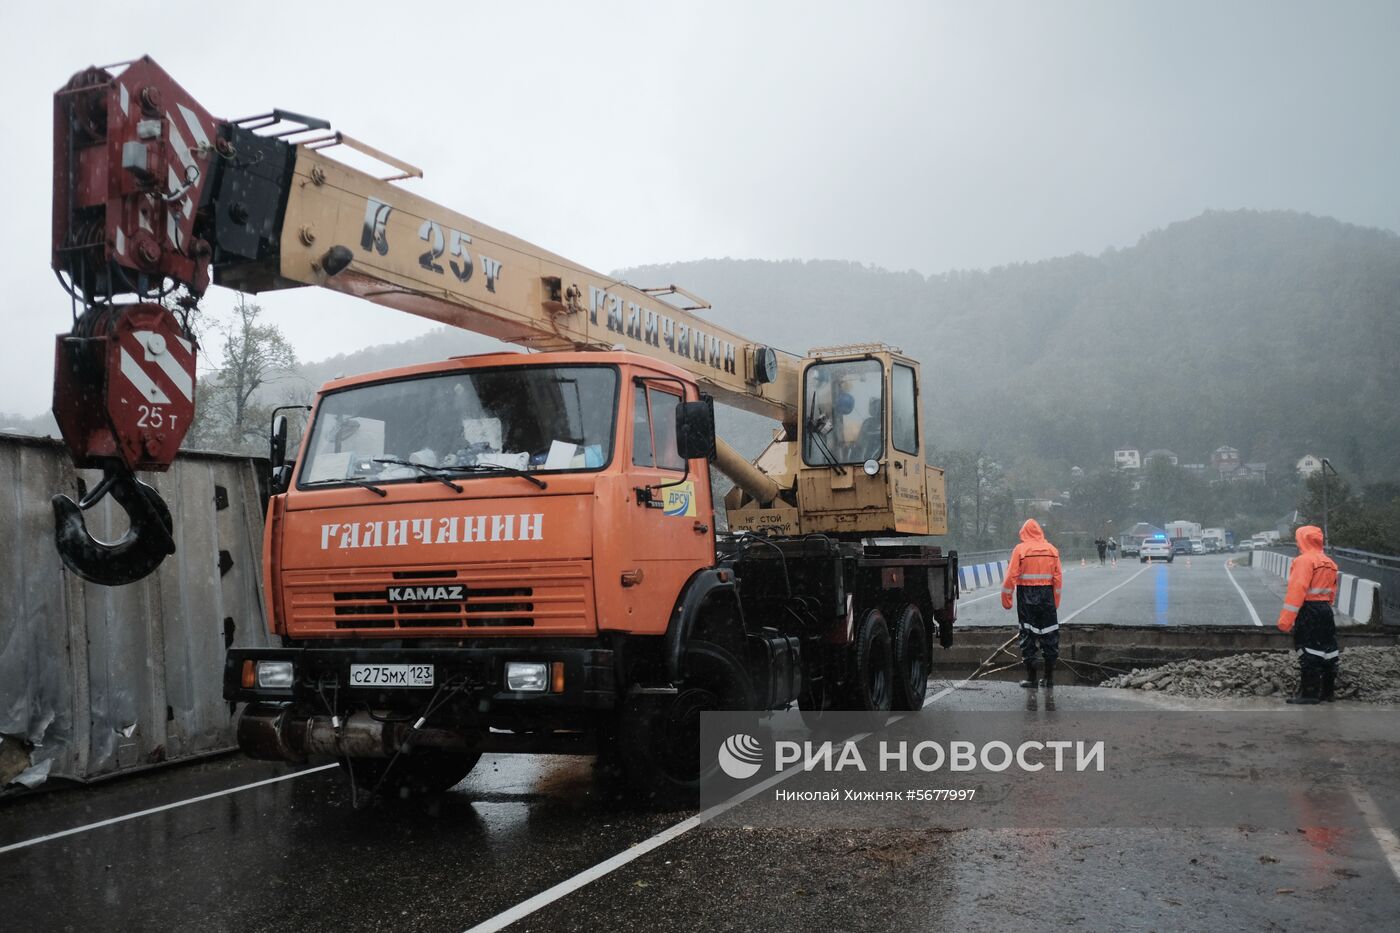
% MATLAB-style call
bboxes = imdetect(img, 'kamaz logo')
[386,585,466,603]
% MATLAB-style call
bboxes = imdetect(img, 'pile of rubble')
[1102,646,1400,702]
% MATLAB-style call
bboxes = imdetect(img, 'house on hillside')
[1211,445,1241,477]
[1070,466,1084,479]
[1240,462,1268,481]
[1144,448,1178,467]
[1113,446,1141,470]
[1297,454,1323,476]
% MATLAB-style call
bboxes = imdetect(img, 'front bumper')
[223,644,616,711]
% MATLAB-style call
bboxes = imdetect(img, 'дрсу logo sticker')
[663,480,697,517]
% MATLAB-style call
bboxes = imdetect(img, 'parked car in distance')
[1171,537,1193,556]
[1240,540,1257,551]
[1190,539,1206,555]
[1141,537,1174,563]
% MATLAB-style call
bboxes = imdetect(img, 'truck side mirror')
[270,464,295,495]
[675,400,715,461]
[270,415,289,469]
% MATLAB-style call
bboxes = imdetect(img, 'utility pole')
[1320,457,1337,553]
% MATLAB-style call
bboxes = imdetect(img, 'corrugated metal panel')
[0,434,274,789]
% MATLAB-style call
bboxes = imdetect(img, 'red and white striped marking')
[117,329,194,406]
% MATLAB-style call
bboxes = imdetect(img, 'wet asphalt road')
[3,676,1398,932]
[956,554,1290,628]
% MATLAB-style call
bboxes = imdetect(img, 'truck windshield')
[298,365,618,488]
[803,358,884,466]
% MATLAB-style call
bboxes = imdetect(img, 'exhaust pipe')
[237,705,479,762]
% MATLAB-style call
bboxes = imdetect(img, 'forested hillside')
[621,210,1400,484]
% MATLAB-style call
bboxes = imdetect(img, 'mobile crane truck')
[49,57,957,802]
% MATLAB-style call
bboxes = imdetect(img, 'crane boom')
[48,56,945,586]
[242,145,799,425]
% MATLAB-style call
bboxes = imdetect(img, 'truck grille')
[331,586,534,627]
[282,562,593,634]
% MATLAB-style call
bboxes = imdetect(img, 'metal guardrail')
[1330,550,1398,626]
[1263,544,1395,627]
[1331,545,1400,566]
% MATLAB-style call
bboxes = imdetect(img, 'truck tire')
[839,610,893,712]
[617,640,753,809]
[891,604,929,711]
[339,751,481,800]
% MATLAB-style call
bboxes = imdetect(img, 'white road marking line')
[1223,558,1264,627]
[1060,565,1151,624]
[464,678,974,933]
[1349,786,1400,883]
[0,763,337,856]
[959,561,1095,605]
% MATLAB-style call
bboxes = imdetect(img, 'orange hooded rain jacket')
[1277,525,1338,633]
[1001,519,1063,611]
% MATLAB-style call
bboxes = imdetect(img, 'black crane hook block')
[52,467,176,586]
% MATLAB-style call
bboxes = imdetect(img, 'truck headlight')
[256,660,295,689]
[505,661,549,692]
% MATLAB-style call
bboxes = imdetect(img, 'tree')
[1295,472,1387,552]
[1067,470,1133,536]
[185,297,302,454]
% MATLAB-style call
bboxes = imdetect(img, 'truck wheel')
[839,610,893,712]
[891,604,929,711]
[339,751,481,800]
[617,640,753,809]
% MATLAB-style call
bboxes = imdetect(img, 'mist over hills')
[266,209,1400,485]
[621,210,1400,483]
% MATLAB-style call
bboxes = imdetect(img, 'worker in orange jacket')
[1277,525,1340,704]
[1002,519,1063,710]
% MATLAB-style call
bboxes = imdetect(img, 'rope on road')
[960,633,1135,685]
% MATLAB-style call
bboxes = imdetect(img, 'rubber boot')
[1320,666,1337,703]
[1043,661,1056,711]
[1019,662,1038,689]
[1287,668,1321,705]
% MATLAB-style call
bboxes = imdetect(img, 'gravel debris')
[1101,646,1400,702]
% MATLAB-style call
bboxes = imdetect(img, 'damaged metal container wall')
[0,434,275,791]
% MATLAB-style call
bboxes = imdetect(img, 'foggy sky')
[2,0,1397,416]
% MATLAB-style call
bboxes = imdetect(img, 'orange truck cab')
[224,348,956,803]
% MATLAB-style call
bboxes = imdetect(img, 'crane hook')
[52,466,176,586]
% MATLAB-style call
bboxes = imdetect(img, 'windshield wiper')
[450,463,548,489]
[372,458,463,493]
[804,392,847,475]
[302,477,388,497]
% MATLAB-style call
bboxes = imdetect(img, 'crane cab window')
[632,383,684,471]
[892,363,919,454]
[803,359,885,466]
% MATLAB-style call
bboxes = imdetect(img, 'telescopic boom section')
[246,144,800,424]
